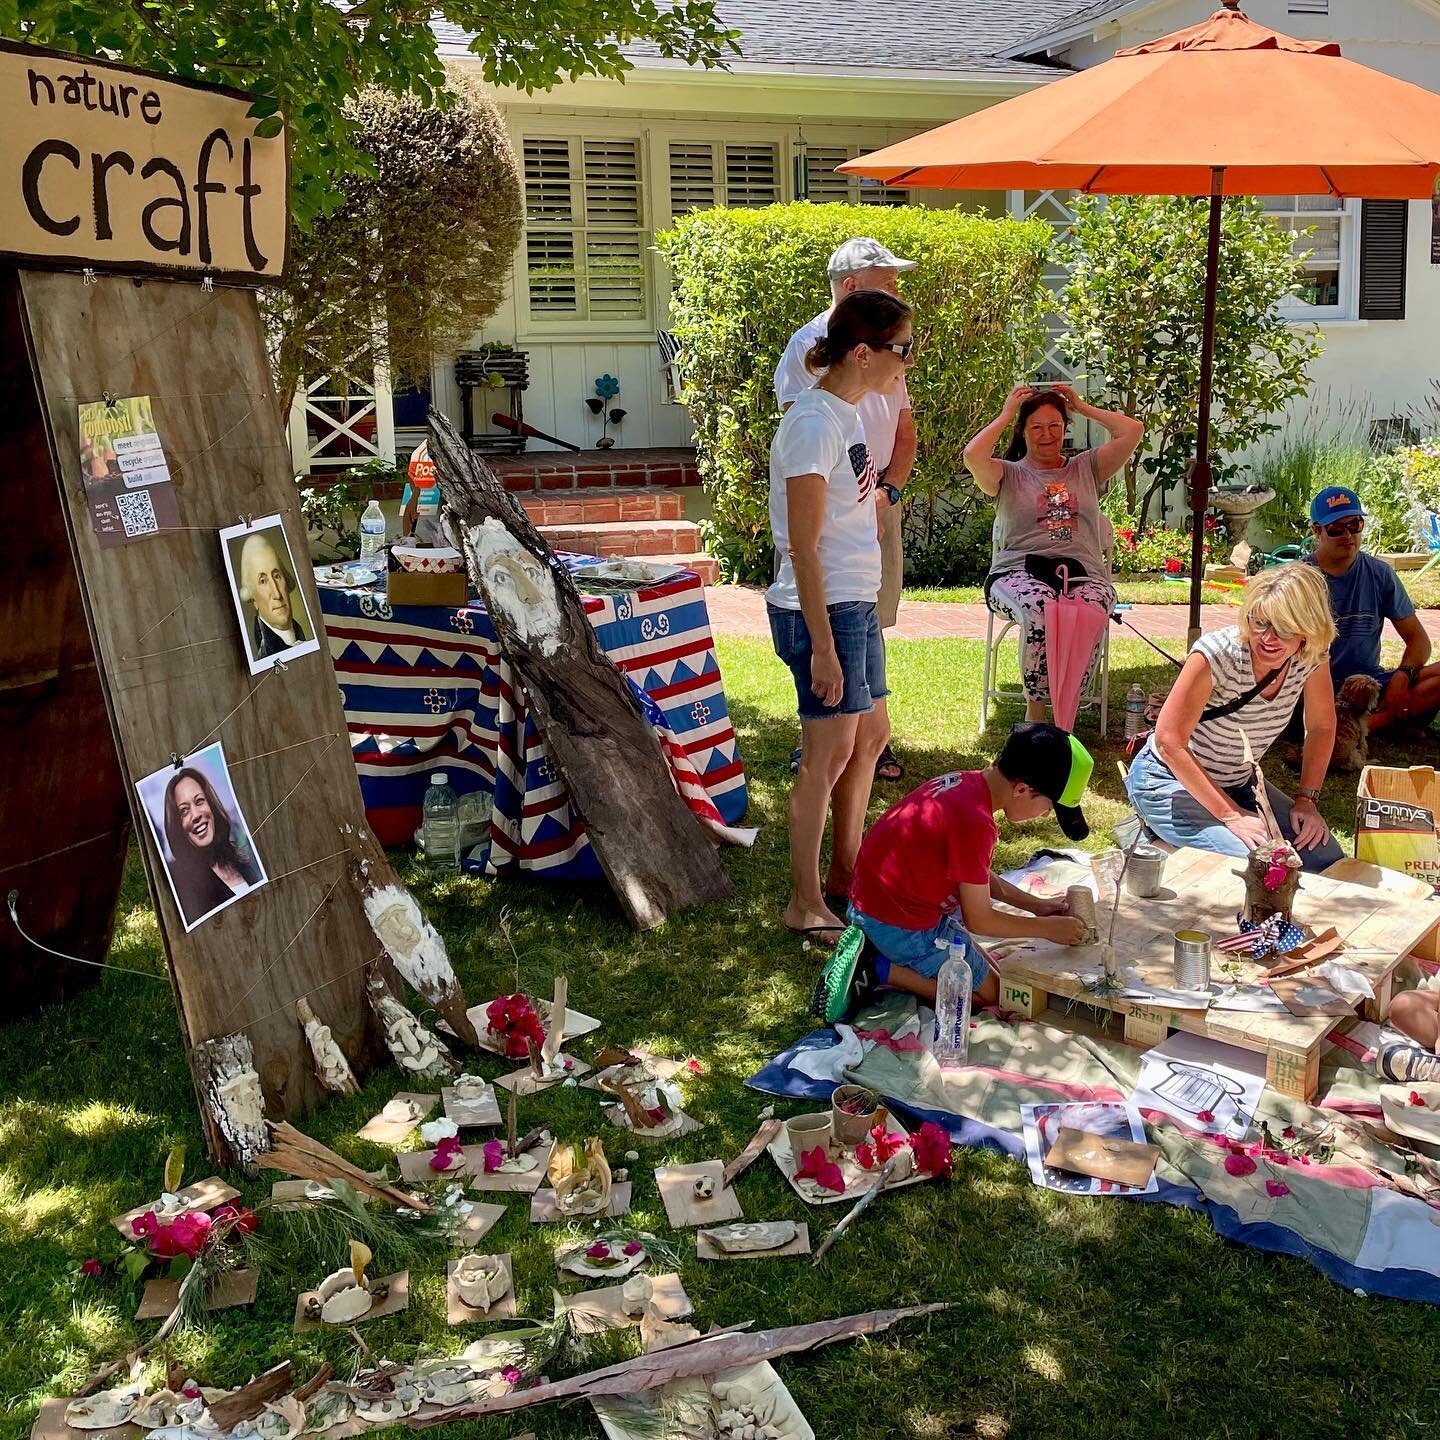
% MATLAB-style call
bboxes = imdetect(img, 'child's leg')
[878,961,999,1007]
[1390,989,1440,1051]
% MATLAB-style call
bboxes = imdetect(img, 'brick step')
[634,552,719,585]
[537,518,702,558]
[522,489,687,528]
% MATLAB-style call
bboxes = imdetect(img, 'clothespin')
[170,751,184,770]
[82,268,98,287]
[200,271,214,293]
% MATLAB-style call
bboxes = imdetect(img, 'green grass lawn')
[4,636,1439,1440]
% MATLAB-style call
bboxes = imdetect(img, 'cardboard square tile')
[492,1058,593,1095]
[445,1254,516,1324]
[357,1092,437,1145]
[293,1271,409,1333]
[558,1272,692,1335]
[582,1052,686,1093]
[454,1200,507,1249]
[656,1162,742,1228]
[270,1172,387,1209]
[443,1084,502,1128]
[397,1145,492,1184]
[137,1267,259,1320]
[1043,1128,1159,1188]
[30,1397,140,1440]
[530,1182,633,1223]
[600,1103,702,1144]
[463,1003,602,1054]
[111,1177,239,1236]
[469,1141,555,1194]
[1270,976,1357,1018]
[695,1223,811,1262]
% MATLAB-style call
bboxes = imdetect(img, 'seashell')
[381,1097,422,1124]
[495,1151,538,1174]
[624,1150,639,1162]
[759,1105,775,1120]
[129,1390,184,1430]
[65,1387,143,1430]
[316,1268,373,1324]
[693,1175,716,1200]
[454,1254,508,1311]
[613,1168,629,1182]
[620,1273,653,1317]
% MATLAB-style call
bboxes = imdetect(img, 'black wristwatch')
[878,481,903,507]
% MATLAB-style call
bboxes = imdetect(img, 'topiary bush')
[656,203,1051,582]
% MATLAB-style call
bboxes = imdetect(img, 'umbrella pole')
[1187,166,1226,648]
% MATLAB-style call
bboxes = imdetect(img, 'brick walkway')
[703,585,1440,644]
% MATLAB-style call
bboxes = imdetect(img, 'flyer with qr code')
[77,395,180,548]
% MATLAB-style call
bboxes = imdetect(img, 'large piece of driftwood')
[193,1034,270,1171]
[410,1303,946,1426]
[207,1363,294,1431]
[257,1121,431,1212]
[429,409,732,929]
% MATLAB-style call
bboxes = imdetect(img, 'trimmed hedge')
[656,203,1051,582]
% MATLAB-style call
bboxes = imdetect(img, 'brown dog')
[1333,673,1382,771]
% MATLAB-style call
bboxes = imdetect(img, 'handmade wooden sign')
[0,42,287,281]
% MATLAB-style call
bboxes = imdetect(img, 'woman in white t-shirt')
[767,288,914,945]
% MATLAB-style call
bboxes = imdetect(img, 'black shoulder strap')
[1200,665,1284,724]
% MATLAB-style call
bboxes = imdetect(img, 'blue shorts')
[848,904,990,992]
[768,600,888,720]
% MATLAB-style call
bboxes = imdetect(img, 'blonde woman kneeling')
[1125,564,1341,871]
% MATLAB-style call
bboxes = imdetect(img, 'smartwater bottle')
[929,938,973,1071]
[421,772,460,872]
[359,499,387,558]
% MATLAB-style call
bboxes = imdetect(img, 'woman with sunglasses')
[1125,563,1343,870]
[767,288,913,945]
[965,383,1143,723]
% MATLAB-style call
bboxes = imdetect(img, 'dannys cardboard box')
[1355,765,1440,959]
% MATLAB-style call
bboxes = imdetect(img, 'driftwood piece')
[192,1035,269,1171]
[430,408,732,929]
[409,1304,946,1426]
[347,823,479,1047]
[294,1366,334,1404]
[207,1363,294,1431]
[723,1119,783,1189]
[297,997,361,1095]
[257,1121,431,1212]
[366,971,455,1082]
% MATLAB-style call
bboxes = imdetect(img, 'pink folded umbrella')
[1045,565,1109,732]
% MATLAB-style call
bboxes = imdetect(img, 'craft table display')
[319,561,747,875]
[999,849,1440,1100]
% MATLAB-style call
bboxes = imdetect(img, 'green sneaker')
[809,924,874,1025]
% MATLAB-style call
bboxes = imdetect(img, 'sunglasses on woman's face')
[1250,615,1297,642]
[1322,517,1364,537]
[872,338,915,362]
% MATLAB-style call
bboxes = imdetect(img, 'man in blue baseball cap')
[1306,484,1440,734]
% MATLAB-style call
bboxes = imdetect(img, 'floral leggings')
[985,570,1117,702]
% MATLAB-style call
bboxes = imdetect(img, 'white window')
[521,135,647,323]
[1259,195,1357,319]
[803,145,910,207]
[1289,1,1328,13]
[665,140,780,214]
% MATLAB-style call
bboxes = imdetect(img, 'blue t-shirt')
[1306,552,1413,683]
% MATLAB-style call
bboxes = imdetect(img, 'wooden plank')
[0,268,130,1011]
[17,270,410,1161]
[429,408,733,929]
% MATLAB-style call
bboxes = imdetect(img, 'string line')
[237,949,387,1031]
[265,848,353,886]
[233,733,342,767]
[123,636,228,663]
[5,893,170,984]
[250,734,344,835]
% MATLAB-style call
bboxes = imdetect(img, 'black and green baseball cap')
[997,721,1094,841]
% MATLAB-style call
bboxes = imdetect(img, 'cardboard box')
[1355,765,1440,958]
[386,569,469,607]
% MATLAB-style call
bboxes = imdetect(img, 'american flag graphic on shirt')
[848,442,876,503]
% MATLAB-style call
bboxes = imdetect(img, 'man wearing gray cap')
[774,237,917,782]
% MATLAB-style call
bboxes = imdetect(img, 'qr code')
[114,487,158,538]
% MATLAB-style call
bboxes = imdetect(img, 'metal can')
[1173,930,1212,990]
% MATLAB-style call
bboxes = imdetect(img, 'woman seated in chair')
[964,384,1143,723]
[1125,563,1343,872]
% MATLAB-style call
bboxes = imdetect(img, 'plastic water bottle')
[1124,683,1146,740]
[929,938,973,1071]
[359,499,387,558]
[422,772,460,872]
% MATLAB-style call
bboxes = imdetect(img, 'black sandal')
[874,744,904,782]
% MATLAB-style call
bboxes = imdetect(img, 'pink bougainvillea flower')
[563,1057,575,1071]
[1265,1180,1291,1198]
[181,1385,201,1401]
[586,1242,612,1259]
[1299,1155,1312,1166]
[646,1107,666,1124]
[212,1203,258,1235]
[623,1241,644,1256]
[79,1258,103,1279]
[500,1366,523,1385]
[484,993,547,1060]
[151,1211,213,1260]
[1196,1110,1214,1124]
[909,1122,954,1178]
[1269,1153,1289,1166]
[1223,1153,1257,1177]
[1282,1127,1297,1140]
[796,1146,845,1194]
[1410,1090,1426,1107]
[1164,557,1183,576]
[686,1058,703,1075]
[858,1125,908,1170]
[481,1139,506,1174]
[430,1136,464,1172]
[131,1210,158,1240]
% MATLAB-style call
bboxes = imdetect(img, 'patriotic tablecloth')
[319,564,748,878]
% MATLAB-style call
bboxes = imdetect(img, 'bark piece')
[207,1363,294,1432]
[258,1121,431,1212]
[297,997,361,1095]
[193,1035,269,1172]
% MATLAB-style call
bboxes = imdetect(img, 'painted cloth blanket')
[746,992,1440,1304]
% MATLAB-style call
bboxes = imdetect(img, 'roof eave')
[998,0,1156,60]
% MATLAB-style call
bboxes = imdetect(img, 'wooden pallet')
[995,850,1439,1100]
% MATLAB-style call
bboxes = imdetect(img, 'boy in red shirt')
[816,722,1092,1018]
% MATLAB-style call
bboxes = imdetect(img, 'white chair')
[979,606,1109,738]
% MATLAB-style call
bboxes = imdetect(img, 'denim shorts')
[848,904,990,992]
[767,600,888,720]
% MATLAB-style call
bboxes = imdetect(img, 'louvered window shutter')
[669,142,718,212]
[724,144,779,207]
[804,147,852,203]
[523,138,579,314]
[1358,199,1408,321]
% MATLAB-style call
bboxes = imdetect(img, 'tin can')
[1125,845,1167,898]
[1173,930,1212,990]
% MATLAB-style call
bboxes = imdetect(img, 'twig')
[812,1157,899,1265]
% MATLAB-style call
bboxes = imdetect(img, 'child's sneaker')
[809,925,877,1024]
[1377,1039,1440,1085]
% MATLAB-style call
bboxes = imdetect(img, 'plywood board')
[558,1273,692,1334]
[468,1142,554,1194]
[454,1201,507,1250]
[18,270,408,1160]
[656,1162,742,1228]
[442,1084,502,1128]
[696,1224,812,1262]
[356,1092,437,1145]
[293,1271,409,1333]
[136,1267,258,1319]
[530,1182,633,1223]
[445,1254,516,1323]
[111,1176,239,1235]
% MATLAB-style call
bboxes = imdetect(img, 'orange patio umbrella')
[843,1,1440,639]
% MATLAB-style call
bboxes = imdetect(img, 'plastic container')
[929,939,973,1071]
[1124,683,1146,740]
[422,771,460,872]
[359,499,387,558]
